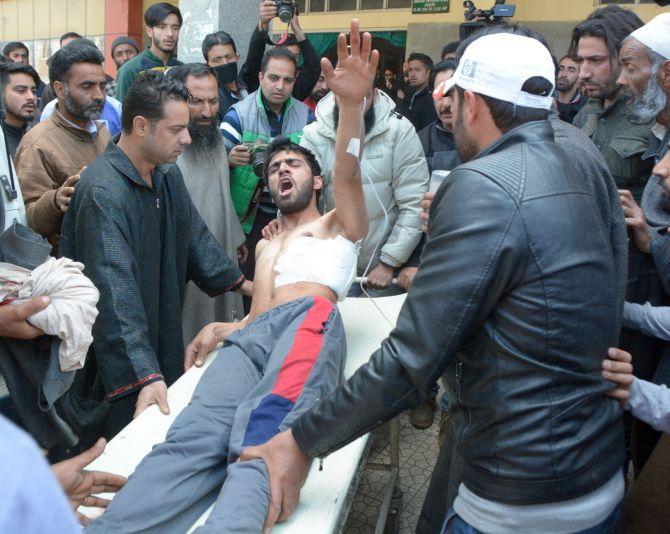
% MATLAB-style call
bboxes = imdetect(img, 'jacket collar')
[51,107,105,141]
[104,139,172,189]
[474,120,554,161]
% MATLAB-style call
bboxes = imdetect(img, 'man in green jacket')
[115,2,183,102]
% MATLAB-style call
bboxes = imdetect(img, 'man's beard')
[153,36,176,54]
[63,86,103,121]
[311,88,328,102]
[271,176,315,215]
[453,105,479,163]
[630,68,668,125]
[333,102,376,134]
[185,121,223,162]
[556,77,575,93]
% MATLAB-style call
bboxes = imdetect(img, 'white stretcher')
[80,294,407,532]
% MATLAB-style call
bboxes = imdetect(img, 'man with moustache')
[554,54,586,124]
[15,41,110,251]
[106,36,140,98]
[115,3,183,102]
[303,69,328,112]
[0,62,39,159]
[60,71,252,446]
[300,83,428,292]
[167,63,247,343]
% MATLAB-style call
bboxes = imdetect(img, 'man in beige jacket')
[15,40,110,252]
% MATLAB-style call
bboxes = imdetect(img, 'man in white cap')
[239,29,625,533]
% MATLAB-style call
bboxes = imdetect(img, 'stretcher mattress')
[79,294,406,532]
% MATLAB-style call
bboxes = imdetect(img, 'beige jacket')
[15,107,110,250]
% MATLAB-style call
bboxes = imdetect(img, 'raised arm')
[325,19,378,243]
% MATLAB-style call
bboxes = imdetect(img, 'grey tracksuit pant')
[86,296,345,533]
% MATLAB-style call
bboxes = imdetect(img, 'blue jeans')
[441,502,622,534]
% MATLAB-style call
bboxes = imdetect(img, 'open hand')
[262,217,285,240]
[321,19,379,106]
[51,437,127,522]
[55,171,83,212]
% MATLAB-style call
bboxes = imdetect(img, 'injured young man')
[86,20,377,534]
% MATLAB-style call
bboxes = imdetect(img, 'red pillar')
[104,0,144,77]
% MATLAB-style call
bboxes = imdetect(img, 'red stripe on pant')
[271,296,334,403]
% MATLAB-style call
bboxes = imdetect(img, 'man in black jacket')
[241,30,625,532]
[404,52,438,131]
[239,0,320,102]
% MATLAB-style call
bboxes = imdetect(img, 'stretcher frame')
[80,294,406,532]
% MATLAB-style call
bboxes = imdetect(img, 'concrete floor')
[343,411,441,534]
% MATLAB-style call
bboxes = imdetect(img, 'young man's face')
[408,59,431,89]
[384,69,395,85]
[206,43,239,67]
[7,47,29,65]
[433,69,454,130]
[144,99,191,163]
[185,73,220,127]
[3,72,37,125]
[112,44,138,69]
[56,62,107,121]
[267,149,320,214]
[577,36,619,100]
[147,13,181,54]
[556,58,580,92]
[259,58,296,108]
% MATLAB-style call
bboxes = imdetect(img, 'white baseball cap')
[630,13,670,61]
[435,33,556,110]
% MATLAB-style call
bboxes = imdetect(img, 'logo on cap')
[461,59,477,80]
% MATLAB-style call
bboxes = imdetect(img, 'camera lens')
[277,1,293,23]
[252,150,267,178]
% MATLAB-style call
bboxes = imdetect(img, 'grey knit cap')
[111,35,140,54]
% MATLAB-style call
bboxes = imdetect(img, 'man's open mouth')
[279,178,294,196]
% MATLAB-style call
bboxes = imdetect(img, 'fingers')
[156,387,170,415]
[349,19,361,57]
[336,31,347,63]
[14,295,51,318]
[88,470,128,493]
[369,49,380,75]
[71,438,106,469]
[263,480,283,533]
[321,56,335,81]
[608,347,632,363]
[605,388,630,402]
[360,28,371,60]
[184,342,197,371]
[133,398,149,419]
[82,496,112,509]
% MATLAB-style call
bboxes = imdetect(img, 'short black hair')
[201,31,237,62]
[455,24,553,133]
[407,52,434,70]
[441,41,460,58]
[145,2,183,27]
[167,63,216,85]
[261,46,298,75]
[559,54,581,65]
[60,32,83,45]
[49,40,104,83]
[122,70,189,134]
[430,58,457,87]
[3,41,28,57]
[0,62,40,90]
[569,5,643,61]
[264,136,322,182]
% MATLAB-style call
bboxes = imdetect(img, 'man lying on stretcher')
[85,19,376,534]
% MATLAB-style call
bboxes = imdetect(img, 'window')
[299,0,412,12]
[598,0,656,3]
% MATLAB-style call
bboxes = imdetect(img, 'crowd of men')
[1,0,670,531]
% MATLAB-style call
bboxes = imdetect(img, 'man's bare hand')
[262,217,285,240]
[185,323,221,370]
[619,189,650,253]
[228,145,251,168]
[0,296,50,339]
[237,280,254,297]
[321,19,379,106]
[366,262,394,290]
[260,0,278,29]
[134,380,169,418]
[421,191,435,233]
[602,348,634,405]
[397,266,418,292]
[290,12,305,41]
[55,172,82,212]
[51,437,127,520]
[239,429,311,533]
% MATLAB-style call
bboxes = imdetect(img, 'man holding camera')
[239,0,321,102]
[222,46,314,287]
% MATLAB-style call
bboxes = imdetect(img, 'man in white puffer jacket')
[300,89,429,292]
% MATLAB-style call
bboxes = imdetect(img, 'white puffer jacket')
[300,90,429,273]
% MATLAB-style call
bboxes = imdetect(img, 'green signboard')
[412,0,450,14]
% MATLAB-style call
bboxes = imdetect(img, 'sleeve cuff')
[622,302,644,331]
[105,373,164,400]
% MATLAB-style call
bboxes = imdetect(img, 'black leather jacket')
[292,120,625,505]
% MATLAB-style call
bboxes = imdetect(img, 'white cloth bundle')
[0,257,99,371]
